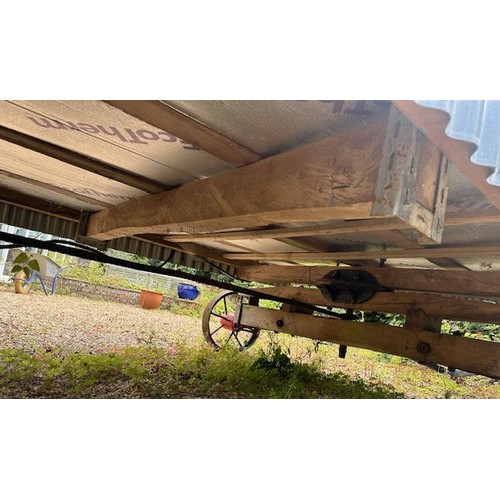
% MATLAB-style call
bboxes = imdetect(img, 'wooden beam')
[104,100,262,167]
[163,209,500,242]
[277,237,380,269]
[371,105,450,242]
[404,310,446,373]
[237,305,500,378]
[0,169,112,208]
[0,124,168,194]
[376,230,466,270]
[392,100,500,210]
[86,120,388,240]
[164,217,404,242]
[253,286,500,323]
[237,265,500,297]
[163,241,255,268]
[0,187,80,221]
[223,245,500,262]
[405,310,442,336]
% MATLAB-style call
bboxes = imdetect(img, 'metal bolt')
[276,319,284,328]
[416,341,431,354]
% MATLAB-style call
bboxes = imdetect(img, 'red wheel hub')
[219,313,235,330]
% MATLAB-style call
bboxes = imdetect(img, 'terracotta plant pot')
[139,289,163,309]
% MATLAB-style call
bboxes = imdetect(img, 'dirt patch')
[0,285,203,354]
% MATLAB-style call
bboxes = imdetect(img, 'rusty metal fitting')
[416,341,431,354]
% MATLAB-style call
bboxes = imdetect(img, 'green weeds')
[0,344,403,399]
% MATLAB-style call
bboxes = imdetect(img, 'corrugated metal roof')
[415,100,500,186]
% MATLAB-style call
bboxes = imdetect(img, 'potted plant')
[139,286,164,309]
[10,250,40,294]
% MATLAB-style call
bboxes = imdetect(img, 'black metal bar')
[0,231,344,319]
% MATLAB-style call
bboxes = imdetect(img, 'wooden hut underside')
[1,100,499,377]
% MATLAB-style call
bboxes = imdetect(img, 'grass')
[0,343,407,399]
[1,334,498,399]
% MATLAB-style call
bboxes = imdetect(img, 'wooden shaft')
[235,266,500,297]
[237,305,500,378]
[253,287,500,324]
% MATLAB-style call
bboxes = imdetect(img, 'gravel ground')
[0,286,203,354]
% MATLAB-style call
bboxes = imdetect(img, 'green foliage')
[0,345,404,399]
[441,319,500,340]
[252,345,293,374]
[362,311,405,326]
[11,252,40,278]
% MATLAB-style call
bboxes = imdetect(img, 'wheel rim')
[202,291,260,351]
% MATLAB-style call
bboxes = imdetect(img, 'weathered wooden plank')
[237,305,500,378]
[375,230,465,269]
[404,310,442,334]
[277,237,380,269]
[163,210,500,242]
[224,245,500,262]
[164,217,403,242]
[237,265,500,297]
[168,241,256,267]
[86,120,388,240]
[104,100,262,167]
[0,124,168,194]
[392,100,500,210]
[254,286,500,324]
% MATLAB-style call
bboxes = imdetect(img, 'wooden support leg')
[405,309,442,333]
[405,310,444,372]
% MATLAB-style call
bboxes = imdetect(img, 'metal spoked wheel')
[202,290,260,351]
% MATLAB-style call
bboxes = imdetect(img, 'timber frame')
[1,100,499,379]
[234,305,500,379]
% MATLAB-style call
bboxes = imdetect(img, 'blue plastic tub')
[177,283,200,300]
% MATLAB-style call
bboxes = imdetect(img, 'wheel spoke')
[223,296,228,314]
[210,324,225,337]
[211,312,229,320]
[224,331,235,345]
[233,334,243,348]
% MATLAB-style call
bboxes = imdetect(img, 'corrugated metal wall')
[0,202,234,275]
[0,203,77,239]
